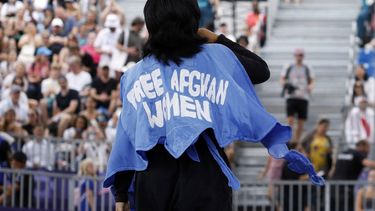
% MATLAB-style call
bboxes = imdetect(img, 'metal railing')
[0,168,114,211]
[6,134,112,174]
[234,180,375,211]
[2,167,375,211]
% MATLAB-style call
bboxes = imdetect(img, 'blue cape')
[103,44,291,190]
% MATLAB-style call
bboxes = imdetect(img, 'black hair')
[352,82,366,104]
[142,0,207,65]
[237,35,249,46]
[12,151,27,164]
[0,140,11,164]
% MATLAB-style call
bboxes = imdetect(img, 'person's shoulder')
[69,89,80,96]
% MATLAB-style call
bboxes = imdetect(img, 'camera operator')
[280,49,315,143]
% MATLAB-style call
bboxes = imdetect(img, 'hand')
[284,150,325,186]
[100,93,110,101]
[197,28,219,43]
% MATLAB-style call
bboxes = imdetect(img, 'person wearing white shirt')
[365,77,375,106]
[22,126,55,171]
[0,85,29,124]
[41,63,61,97]
[345,97,375,148]
[66,56,92,93]
[0,0,24,20]
[94,14,121,69]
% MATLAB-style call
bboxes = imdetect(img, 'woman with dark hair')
[104,0,324,210]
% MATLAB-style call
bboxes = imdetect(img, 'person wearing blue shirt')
[104,0,324,211]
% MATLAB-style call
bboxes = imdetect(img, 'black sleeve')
[112,171,135,202]
[215,34,270,84]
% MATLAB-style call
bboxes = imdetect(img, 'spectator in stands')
[197,0,219,31]
[66,56,92,94]
[352,81,367,106]
[2,77,29,112]
[94,13,121,68]
[51,76,80,137]
[48,18,67,56]
[2,62,28,92]
[236,35,249,48]
[54,6,77,36]
[76,10,98,46]
[301,118,332,178]
[22,109,41,135]
[99,1,126,27]
[77,158,96,211]
[17,22,41,67]
[80,96,100,124]
[63,115,90,140]
[0,139,11,192]
[81,32,100,70]
[0,0,23,20]
[367,76,375,107]
[358,39,375,78]
[345,97,375,147]
[26,47,52,102]
[105,110,119,143]
[115,17,145,73]
[279,143,308,210]
[0,151,33,208]
[246,0,266,48]
[22,125,55,170]
[41,63,61,101]
[90,65,116,110]
[0,85,29,124]
[330,140,375,211]
[356,170,375,211]
[280,49,315,143]
[216,22,235,42]
[0,109,27,137]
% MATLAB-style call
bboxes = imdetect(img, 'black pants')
[134,136,232,211]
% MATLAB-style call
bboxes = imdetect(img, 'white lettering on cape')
[126,68,229,128]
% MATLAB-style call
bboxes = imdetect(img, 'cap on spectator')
[12,151,27,164]
[51,18,64,27]
[294,48,305,56]
[10,85,22,93]
[65,0,74,3]
[36,47,52,56]
[105,14,120,28]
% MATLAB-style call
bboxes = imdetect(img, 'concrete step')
[261,52,349,60]
[279,2,359,10]
[267,37,350,47]
[262,46,349,54]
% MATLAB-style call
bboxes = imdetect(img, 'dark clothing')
[56,89,80,114]
[135,136,232,211]
[91,78,117,109]
[286,98,308,120]
[330,149,366,180]
[111,35,270,207]
[330,150,364,210]
[279,162,308,211]
[118,30,144,64]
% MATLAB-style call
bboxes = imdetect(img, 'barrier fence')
[1,168,375,211]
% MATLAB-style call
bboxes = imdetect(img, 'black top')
[330,149,366,180]
[111,34,271,202]
[91,77,117,109]
[56,89,80,114]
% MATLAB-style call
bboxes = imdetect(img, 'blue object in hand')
[284,150,325,186]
